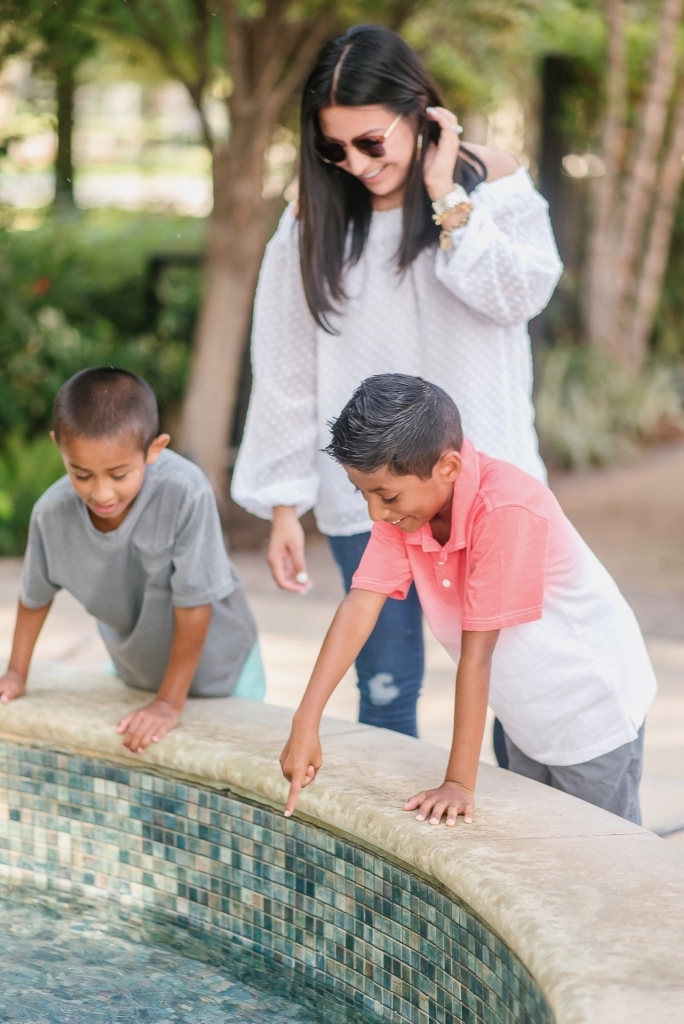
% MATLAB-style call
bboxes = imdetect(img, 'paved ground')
[2,441,684,849]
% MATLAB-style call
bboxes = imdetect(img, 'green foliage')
[405,0,539,114]
[2,211,203,332]
[535,346,684,469]
[0,0,98,73]
[0,211,203,440]
[0,210,204,551]
[0,435,66,555]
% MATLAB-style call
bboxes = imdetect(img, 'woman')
[232,25,562,740]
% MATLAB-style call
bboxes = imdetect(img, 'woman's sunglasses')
[315,112,404,164]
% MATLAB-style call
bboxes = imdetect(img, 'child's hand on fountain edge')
[118,698,180,753]
[402,628,499,826]
[116,604,212,753]
[280,717,322,816]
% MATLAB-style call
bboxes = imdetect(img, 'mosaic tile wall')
[0,741,554,1024]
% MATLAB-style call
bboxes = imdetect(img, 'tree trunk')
[628,79,684,364]
[584,0,626,352]
[179,114,276,504]
[54,63,75,211]
[178,0,339,505]
[611,0,683,356]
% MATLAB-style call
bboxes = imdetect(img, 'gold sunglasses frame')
[315,112,404,164]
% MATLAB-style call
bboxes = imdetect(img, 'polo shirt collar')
[405,438,480,553]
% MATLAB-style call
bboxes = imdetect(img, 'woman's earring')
[416,131,423,158]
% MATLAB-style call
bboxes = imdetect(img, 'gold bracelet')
[432,203,473,250]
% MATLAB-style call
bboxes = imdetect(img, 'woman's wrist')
[273,505,297,523]
[425,179,457,203]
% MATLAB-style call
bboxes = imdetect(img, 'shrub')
[0,434,65,555]
[535,346,684,469]
[0,210,204,552]
[0,304,190,441]
[0,212,203,438]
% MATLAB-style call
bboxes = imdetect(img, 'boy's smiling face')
[53,431,170,532]
[345,451,462,538]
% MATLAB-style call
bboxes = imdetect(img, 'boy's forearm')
[445,630,499,791]
[295,589,386,725]
[8,600,53,680]
[156,604,213,712]
[280,588,387,817]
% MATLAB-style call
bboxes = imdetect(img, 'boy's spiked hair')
[326,374,463,479]
[53,367,159,452]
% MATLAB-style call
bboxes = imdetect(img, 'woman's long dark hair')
[299,24,486,331]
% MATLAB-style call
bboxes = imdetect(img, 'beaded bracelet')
[431,185,473,251]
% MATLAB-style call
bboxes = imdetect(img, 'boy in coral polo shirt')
[280,374,656,825]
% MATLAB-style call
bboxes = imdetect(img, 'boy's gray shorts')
[504,725,645,824]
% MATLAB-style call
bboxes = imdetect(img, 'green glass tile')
[0,743,554,1024]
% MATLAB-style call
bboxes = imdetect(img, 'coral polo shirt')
[352,439,656,766]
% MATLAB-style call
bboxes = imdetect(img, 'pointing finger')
[284,770,305,818]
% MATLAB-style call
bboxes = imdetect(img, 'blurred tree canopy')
[0,0,99,208]
[3,0,684,498]
[525,1,684,373]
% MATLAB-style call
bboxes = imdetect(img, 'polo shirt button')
[441,579,451,588]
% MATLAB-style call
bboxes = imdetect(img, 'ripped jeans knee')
[367,672,400,707]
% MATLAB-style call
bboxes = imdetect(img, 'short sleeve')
[351,522,414,600]
[20,514,61,608]
[462,507,549,630]
[170,488,238,607]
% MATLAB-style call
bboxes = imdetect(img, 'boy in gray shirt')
[0,367,263,753]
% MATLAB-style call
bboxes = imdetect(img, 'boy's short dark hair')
[53,367,159,452]
[326,374,463,479]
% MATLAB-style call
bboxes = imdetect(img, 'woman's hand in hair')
[423,106,463,202]
[269,506,312,593]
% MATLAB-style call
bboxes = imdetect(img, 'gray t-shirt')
[21,449,257,697]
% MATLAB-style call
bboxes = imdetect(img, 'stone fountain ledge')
[1,662,684,1024]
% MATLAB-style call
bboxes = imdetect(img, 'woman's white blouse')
[232,167,563,537]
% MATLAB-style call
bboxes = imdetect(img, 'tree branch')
[125,0,215,149]
[613,0,684,344]
[266,3,337,116]
[584,0,627,353]
[222,0,250,106]
[628,76,684,365]
[386,0,417,33]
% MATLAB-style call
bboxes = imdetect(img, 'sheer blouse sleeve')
[231,205,319,521]
[434,167,563,327]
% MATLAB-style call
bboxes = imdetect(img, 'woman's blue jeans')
[327,532,424,737]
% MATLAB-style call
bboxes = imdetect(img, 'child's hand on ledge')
[0,669,27,704]
[403,780,475,826]
[117,698,180,753]
[280,720,322,817]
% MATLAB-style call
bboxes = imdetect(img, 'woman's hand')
[423,106,462,203]
[268,506,311,593]
[403,779,475,825]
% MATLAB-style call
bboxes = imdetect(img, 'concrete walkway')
[1,442,684,849]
